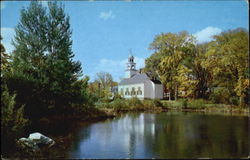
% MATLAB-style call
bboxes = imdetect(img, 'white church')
[118,55,164,99]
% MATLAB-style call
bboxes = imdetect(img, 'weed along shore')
[160,99,249,116]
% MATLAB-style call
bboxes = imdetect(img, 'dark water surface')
[67,112,249,159]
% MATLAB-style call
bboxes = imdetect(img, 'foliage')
[146,31,198,100]
[229,96,239,106]
[180,99,188,109]
[1,84,29,155]
[95,71,113,90]
[146,28,248,106]
[209,87,231,104]
[201,28,249,105]
[152,99,164,108]
[5,1,84,121]
[187,99,207,109]
[127,97,144,109]
[111,98,129,111]
[1,36,11,74]
[89,72,115,102]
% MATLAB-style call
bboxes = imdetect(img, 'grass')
[96,98,166,114]
[160,99,249,115]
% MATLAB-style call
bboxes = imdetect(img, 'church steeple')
[125,53,137,78]
[126,55,136,70]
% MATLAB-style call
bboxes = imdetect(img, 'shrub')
[229,96,239,105]
[209,87,231,104]
[111,98,128,111]
[142,100,154,109]
[152,99,164,108]
[1,84,29,155]
[180,99,188,109]
[188,99,206,109]
[126,97,144,110]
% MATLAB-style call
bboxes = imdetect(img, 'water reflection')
[67,112,249,159]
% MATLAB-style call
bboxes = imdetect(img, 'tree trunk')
[175,86,178,101]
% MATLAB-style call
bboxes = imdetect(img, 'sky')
[1,0,249,82]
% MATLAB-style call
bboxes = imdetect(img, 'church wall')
[144,80,154,99]
[154,84,164,99]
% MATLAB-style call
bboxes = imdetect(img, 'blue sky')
[1,0,248,82]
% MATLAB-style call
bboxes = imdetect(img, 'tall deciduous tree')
[147,31,196,100]
[95,71,113,90]
[201,28,249,105]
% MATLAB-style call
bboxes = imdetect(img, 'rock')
[17,132,55,152]
[28,132,55,147]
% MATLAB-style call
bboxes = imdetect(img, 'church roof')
[119,73,162,85]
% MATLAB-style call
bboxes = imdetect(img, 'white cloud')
[1,28,15,53]
[99,10,116,20]
[1,1,6,10]
[193,26,222,43]
[92,56,145,82]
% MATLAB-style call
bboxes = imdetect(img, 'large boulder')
[28,132,55,147]
[17,132,55,152]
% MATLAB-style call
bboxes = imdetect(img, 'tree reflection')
[143,113,249,158]
[67,112,249,159]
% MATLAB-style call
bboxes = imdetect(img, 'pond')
[67,112,249,159]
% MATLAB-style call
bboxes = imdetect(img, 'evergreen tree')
[7,1,83,120]
[45,1,82,112]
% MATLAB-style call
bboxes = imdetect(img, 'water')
[67,112,249,159]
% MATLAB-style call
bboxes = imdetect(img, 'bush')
[180,99,188,109]
[111,98,128,111]
[1,84,29,155]
[142,100,154,109]
[188,99,206,109]
[152,99,164,108]
[126,97,144,110]
[209,87,231,104]
[229,96,239,105]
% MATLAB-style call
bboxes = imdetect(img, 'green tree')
[45,1,82,112]
[147,31,195,100]
[95,71,113,90]
[7,1,83,120]
[93,72,113,101]
[201,28,249,105]
[1,36,11,74]
[1,38,29,156]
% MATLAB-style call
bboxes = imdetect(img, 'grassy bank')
[161,99,249,116]
[96,98,167,114]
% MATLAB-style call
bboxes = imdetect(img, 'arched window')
[137,87,142,95]
[131,87,136,96]
[125,88,130,95]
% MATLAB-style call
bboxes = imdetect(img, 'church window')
[125,88,130,95]
[131,87,136,95]
[137,87,142,95]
